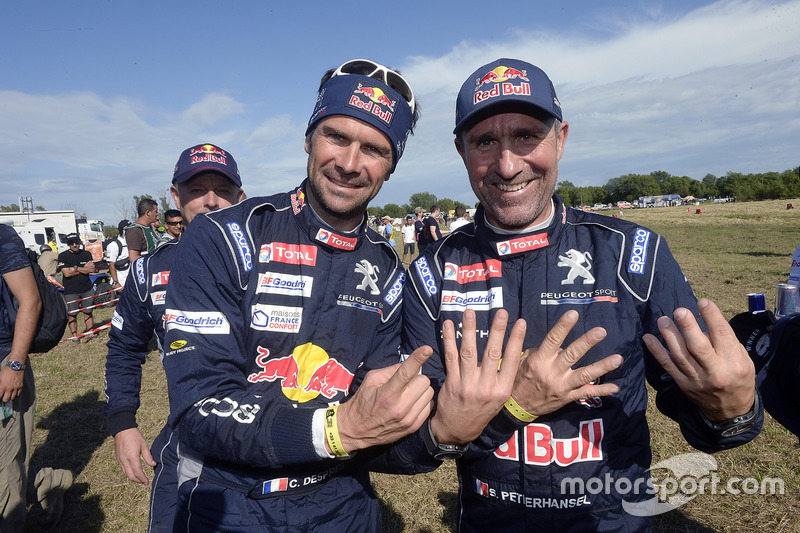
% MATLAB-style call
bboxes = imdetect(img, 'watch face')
[6,361,24,371]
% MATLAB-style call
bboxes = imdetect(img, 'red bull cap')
[173,143,242,187]
[454,58,562,135]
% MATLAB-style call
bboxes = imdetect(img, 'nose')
[336,144,361,176]
[496,146,524,180]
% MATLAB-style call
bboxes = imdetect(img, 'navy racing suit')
[400,196,763,532]
[104,240,183,532]
[162,182,406,532]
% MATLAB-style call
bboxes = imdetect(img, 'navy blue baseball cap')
[454,58,562,135]
[172,143,242,187]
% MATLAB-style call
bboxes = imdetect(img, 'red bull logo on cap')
[348,82,396,126]
[473,66,531,105]
[189,144,228,166]
[247,343,354,402]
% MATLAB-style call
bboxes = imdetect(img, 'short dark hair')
[454,205,466,218]
[164,209,181,220]
[137,198,158,216]
[429,205,439,213]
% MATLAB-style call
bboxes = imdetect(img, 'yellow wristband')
[324,405,350,458]
[504,396,537,423]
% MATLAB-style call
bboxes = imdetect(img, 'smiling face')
[170,172,245,224]
[304,115,394,232]
[456,112,568,231]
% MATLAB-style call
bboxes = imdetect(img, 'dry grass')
[22,199,800,532]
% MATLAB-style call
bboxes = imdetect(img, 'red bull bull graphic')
[189,144,228,165]
[348,82,396,126]
[474,66,531,105]
[291,189,305,214]
[247,343,354,402]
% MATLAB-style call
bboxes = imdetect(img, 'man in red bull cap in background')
[161,59,438,532]
[104,143,245,532]
[396,58,762,531]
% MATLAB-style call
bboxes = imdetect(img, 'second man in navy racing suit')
[104,143,245,532]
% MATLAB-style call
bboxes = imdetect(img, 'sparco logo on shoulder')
[227,222,253,272]
[415,257,438,296]
[628,228,651,275]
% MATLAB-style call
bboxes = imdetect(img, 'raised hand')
[335,347,434,453]
[431,309,526,445]
[643,298,755,421]
[511,310,622,417]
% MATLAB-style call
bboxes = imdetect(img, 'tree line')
[366,168,800,216]
[555,168,800,207]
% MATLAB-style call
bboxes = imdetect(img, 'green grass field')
[22,199,800,532]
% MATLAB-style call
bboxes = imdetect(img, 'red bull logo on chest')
[247,343,354,402]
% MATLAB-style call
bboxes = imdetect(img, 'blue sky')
[2,0,798,224]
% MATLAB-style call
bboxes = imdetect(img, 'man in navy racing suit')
[162,60,435,531]
[103,143,245,531]
[399,58,763,531]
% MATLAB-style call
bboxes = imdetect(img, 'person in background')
[0,228,72,531]
[37,244,59,281]
[57,234,96,343]
[105,220,131,292]
[162,209,183,241]
[418,204,441,253]
[104,143,246,532]
[126,199,161,262]
[448,205,470,232]
[401,215,417,265]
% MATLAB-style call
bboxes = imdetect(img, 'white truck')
[0,210,78,254]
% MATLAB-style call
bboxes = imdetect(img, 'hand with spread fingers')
[511,310,623,417]
[335,346,434,453]
[643,297,756,422]
[431,309,526,445]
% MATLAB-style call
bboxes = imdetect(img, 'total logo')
[443,259,502,284]
[315,228,357,251]
[247,344,354,402]
[348,82,396,126]
[259,242,318,266]
[495,419,604,467]
[152,271,170,286]
[496,232,549,256]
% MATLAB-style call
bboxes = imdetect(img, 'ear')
[170,185,181,209]
[556,121,569,161]
[454,137,467,164]
[304,133,312,155]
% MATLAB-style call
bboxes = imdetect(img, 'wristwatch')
[699,393,760,438]
[6,360,25,371]
[422,417,470,460]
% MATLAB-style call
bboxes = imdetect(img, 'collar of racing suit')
[291,179,371,254]
[473,194,568,259]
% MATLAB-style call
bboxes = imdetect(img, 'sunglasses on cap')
[332,59,415,114]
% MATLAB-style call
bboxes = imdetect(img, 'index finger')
[386,345,433,392]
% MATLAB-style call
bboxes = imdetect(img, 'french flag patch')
[473,477,489,497]
[262,477,289,494]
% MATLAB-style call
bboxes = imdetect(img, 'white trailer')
[0,210,78,253]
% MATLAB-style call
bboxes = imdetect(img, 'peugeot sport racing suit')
[162,182,406,531]
[401,196,763,532]
[104,240,182,532]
